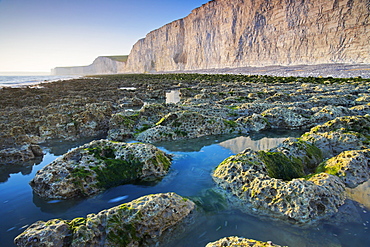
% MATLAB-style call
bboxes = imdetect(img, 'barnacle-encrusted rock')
[311,105,353,124]
[30,139,172,199]
[236,113,270,132]
[212,145,346,225]
[261,107,310,129]
[301,115,370,157]
[39,102,113,140]
[0,144,43,165]
[206,236,281,247]
[14,192,195,247]
[0,127,44,165]
[136,111,245,143]
[317,149,370,188]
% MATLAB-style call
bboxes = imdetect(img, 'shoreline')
[0,75,82,89]
[152,63,370,78]
[2,63,368,89]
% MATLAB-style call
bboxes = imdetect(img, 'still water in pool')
[0,131,369,246]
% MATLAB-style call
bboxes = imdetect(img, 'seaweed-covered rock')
[212,147,346,225]
[136,111,245,143]
[271,138,323,173]
[311,105,352,124]
[301,115,370,157]
[14,192,196,247]
[317,149,370,188]
[206,237,281,247]
[107,111,140,141]
[30,140,172,199]
[350,104,370,115]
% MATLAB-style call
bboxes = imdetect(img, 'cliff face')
[124,0,370,73]
[52,56,127,75]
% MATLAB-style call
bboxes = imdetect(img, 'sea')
[0,75,80,88]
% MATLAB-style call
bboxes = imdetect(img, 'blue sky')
[0,0,209,73]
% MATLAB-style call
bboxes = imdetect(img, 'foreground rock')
[14,192,195,247]
[213,115,370,226]
[317,149,370,188]
[30,140,171,199]
[206,237,281,247]
[301,115,370,157]
[213,146,345,225]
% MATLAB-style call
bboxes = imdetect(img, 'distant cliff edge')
[53,0,369,75]
[52,56,127,75]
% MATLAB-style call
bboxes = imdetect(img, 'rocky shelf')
[1,73,369,246]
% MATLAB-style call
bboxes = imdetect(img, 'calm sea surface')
[0,75,79,88]
[0,131,369,246]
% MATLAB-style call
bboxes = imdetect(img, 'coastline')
[0,75,82,88]
[152,63,370,79]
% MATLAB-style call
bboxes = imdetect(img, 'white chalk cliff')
[53,0,370,75]
[124,0,370,73]
[52,56,127,75]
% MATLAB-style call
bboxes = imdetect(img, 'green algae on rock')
[316,149,370,188]
[14,192,196,247]
[212,143,345,225]
[30,140,172,199]
[301,115,370,157]
[212,115,370,225]
[107,111,141,141]
[206,236,281,247]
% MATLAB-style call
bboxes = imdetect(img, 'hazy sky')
[0,0,209,73]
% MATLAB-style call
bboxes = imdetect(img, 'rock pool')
[1,131,369,246]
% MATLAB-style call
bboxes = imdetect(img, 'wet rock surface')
[14,192,196,247]
[2,74,370,165]
[213,115,370,226]
[318,149,370,188]
[301,115,370,157]
[212,148,346,225]
[30,139,172,199]
[205,236,281,247]
[2,73,370,246]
